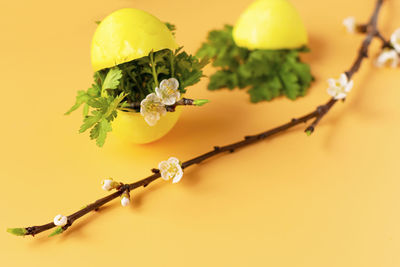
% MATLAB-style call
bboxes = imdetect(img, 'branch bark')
[19,0,388,237]
[119,98,196,113]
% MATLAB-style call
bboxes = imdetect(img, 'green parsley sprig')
[196,25,313,103]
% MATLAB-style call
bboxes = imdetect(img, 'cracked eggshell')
[91,8,179,72]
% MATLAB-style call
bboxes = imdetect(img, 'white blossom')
[343,16,356,34]
[121,196,130,207]
[375,49,399,68]
[327,73,354,100]
[158,157,183,184]
[53,214,68,227]
[155,78,181,105]
[140,93,167,126]
[390,28,400,53]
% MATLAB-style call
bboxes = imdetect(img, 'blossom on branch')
[158,157,183,183]
[391,28,400,53]
[375,49,399,68]
[140,93,167,126]
[343,17,356,34]
[53,215,68,227]
[156,78,181,105]
[327,73,354,100]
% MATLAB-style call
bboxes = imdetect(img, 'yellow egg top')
[233,0,308,50]
[91,8,179,72]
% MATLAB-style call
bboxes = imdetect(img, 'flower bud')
[101,178,120,191]
[193,99,210,106]
[121,191,131,207]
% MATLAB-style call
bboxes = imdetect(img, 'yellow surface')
[233,0,308,49]
[1,0,400,266]
[91,8,178,72]
[113,108,182,144]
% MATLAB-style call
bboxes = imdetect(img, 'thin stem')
[149,51,159,88]
[16,0,389,237]
[118,98,196,112]
[305,0,384,133]
[375,31,392,48]
[169,51,175,77]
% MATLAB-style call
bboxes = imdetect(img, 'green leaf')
[79,110,103,133]
[65,91,90,115]
[102,67,123,92]
[7,228,27,236]
[208,70,238,90]
[48,226,64,237]
[95,119,112,147]
[279,71,301,100]
[248,77,282,103]
[164,22,176,36]
[82,103,89,116]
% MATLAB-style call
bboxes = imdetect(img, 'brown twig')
[375,31,392,48]
[305,0,384,134]
[15,0,389,237]
[119,98,195,112]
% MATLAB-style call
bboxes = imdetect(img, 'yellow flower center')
[147,101,159,112]
[167,165,178,177]
[164,84,176,96]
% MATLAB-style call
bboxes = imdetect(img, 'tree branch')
[305,0,385,134]
[15,0,389,237]
[119,98,196,113]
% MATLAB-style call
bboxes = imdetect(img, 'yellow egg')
[91,8,178,72]
[112,108,182,144]
[91,8,181,144]
[233,0,308,50]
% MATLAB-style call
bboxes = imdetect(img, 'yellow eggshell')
[91,8,178,72]
[112,107,182,144]
[233,0,308,50]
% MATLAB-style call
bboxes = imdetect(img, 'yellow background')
[1,0,399,266]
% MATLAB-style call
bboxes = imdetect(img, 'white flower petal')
[171,78,179,90]
[144,114,159,126]
[158,161,169,170]
[172,170,183,184]
[162,96,177,106]
[168,157,180,165]
[54,215,68,226]
[391,28,400,53]
[159,79,168,89]
[375,49,399,68]
[327,87,337,98]
[345,79,354,93]
[327,78,337,88]
[335,92,347,100]
[155,87,162,98]
[339,73,348,85]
